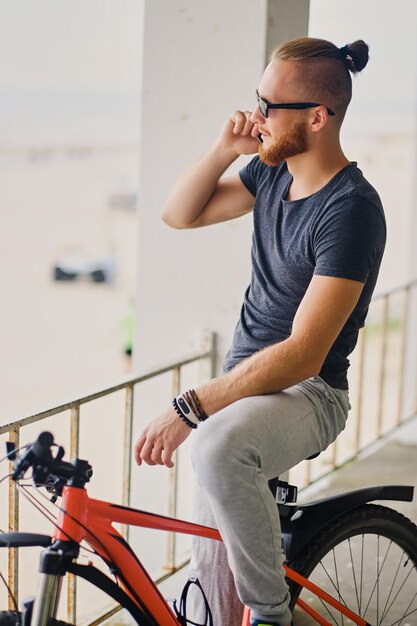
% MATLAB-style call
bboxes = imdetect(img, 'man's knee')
[191,405,257,493]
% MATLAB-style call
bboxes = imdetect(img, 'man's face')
[252,60,311,166]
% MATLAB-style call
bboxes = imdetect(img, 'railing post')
[354,328,366,454]
[376,296,389,438]
[165,366,181,573]
[8,427,20,611]
[397,287,409,425]
[68,405,80,625]
[122,384,134,539]
[331,437,338,473]
[199,331,216,382]
[70,404,80,458]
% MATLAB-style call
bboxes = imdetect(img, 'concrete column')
[130,1,310,535]
[134,0,310,376]
[265,0,310,63]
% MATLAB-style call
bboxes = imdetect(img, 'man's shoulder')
[328,163,384,215]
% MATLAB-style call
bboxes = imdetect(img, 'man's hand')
[217,110,260,157]
[134,406,193,468]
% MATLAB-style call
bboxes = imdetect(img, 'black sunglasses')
[256,90,335,118]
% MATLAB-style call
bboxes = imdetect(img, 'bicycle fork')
[31,542,79,626]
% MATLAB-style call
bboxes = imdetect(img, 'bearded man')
[135,37,386,626]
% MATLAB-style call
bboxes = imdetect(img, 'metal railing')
[296,278,417,487]
[1,332,216,624]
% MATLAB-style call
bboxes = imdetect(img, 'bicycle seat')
[268,453,320,500]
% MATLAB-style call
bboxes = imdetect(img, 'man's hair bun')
[341,40,369,74]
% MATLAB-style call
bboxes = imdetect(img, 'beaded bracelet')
[176,395,200,426]
[187,389,209,422]
[184,391,201,422]
[172,397,197,429]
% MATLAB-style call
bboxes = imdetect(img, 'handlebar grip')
[12,431,54,480]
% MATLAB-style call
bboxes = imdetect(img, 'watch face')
[178,397,190,415]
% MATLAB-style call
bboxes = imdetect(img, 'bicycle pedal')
[275,481,298,504]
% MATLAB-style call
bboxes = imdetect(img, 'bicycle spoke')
[362,534,394,619]
[318,559,349,609]
[360,533,364,614]
[380,548,408,623]
[311,558,358,626]
[332,548,345,626]
[397,590,417,626]
[348,537,361,616]
[379,560,416,624]
[307,590,342,626]
[385,603,417,626]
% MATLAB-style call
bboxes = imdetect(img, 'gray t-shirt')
[223,158,386,390]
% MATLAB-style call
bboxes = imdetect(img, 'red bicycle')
[1,432,416,625]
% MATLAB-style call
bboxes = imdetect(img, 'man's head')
[253,37,369,166]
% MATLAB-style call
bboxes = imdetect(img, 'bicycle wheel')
[287,504,417,626]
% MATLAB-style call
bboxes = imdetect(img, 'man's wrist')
[172,389,210,429]
[211,140,240,165]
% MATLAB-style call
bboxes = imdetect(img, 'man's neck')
[285,148,350,202]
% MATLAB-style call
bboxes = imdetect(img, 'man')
[135,37,386,626]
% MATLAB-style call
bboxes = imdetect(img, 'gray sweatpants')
[189,377,350,626]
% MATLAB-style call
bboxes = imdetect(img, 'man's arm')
[134,274,364,467]
[197,275,363,412]
[162,111,260,229]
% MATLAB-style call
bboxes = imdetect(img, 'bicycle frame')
[46,484,371,626]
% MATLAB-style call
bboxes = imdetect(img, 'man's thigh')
[193,377,349,480]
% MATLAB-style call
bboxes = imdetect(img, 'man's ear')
[310,106,329,133]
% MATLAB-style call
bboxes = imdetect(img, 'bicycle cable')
[30,483,107,559]
[0,472,15,486]
[26,482,118,567]
[1,444,29,465]
[0,569,21,623]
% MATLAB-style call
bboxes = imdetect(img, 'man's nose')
[250,106,264,124]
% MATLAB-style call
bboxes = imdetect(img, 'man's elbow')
[290,337,325,380]
[305,348,329,379]
[161,207,190,229]
[307,361,323,379]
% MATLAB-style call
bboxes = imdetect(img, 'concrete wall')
[265,0,310,63]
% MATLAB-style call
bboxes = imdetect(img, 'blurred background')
[1,1,141,417]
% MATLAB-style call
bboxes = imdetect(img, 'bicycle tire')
[286,504,417,626]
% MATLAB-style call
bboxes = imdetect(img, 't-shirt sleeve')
[313,196,386,283]
[239,156,264,197]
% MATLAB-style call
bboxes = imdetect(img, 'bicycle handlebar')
[10,431,92,493]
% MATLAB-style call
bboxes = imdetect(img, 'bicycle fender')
[0,532,52,548]
[68,563,158,626]
[280,484,414,560]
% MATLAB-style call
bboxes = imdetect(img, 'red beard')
[259,119,309,166]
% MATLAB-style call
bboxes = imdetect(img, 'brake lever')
[45,475,65,503]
